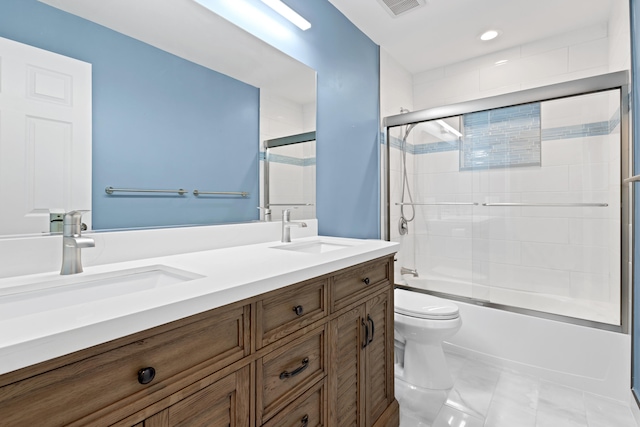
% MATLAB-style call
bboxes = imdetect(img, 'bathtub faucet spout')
[401,267,419,277]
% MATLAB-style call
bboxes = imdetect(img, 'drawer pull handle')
[137,367,156,385]
[368,314,375,345]
[293,305,304,316]
[301,414,309,427]
[362,277,370,285]
[362,319,369,348]
[280,357,309,379]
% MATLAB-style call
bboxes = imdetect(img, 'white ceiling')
[39,0,316,105]
[328,0,616,74]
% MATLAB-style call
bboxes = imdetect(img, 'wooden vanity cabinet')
[141,366,251,427]
[329,289,394,427]
[0,255,397,427]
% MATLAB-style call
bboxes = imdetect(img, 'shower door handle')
[367,315,375,345]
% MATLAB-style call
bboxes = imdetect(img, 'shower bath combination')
[385,72,628,329]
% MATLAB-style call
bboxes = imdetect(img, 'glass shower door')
[388,86,624,328]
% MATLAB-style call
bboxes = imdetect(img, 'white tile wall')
[413,24,610,110]
[569,38,609,72]
[608,1,631,73]
[381,48,417,275]
[541,136,610,166]
[542,91,612,128]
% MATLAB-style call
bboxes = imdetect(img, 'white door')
[0,36,91,236]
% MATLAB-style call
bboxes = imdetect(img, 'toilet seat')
[395,288,459,320]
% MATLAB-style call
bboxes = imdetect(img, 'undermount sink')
[271,239,357,254]
[0,266,203,321]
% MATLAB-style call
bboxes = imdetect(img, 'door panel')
[0,36,91,234]
[330,305,366,427]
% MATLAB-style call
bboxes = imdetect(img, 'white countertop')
[0,236,397,375]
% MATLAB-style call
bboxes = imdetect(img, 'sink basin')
[0,265,203,321]
[271,239,356,254]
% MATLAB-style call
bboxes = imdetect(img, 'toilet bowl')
[394,288,461,390]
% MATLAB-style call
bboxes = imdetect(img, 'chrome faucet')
[281,209,307,243]
[60,210,95,275]
[400,267,419,277]
[257,206,272,222]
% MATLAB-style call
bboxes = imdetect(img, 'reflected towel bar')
[267,203,314,206]
[482,202,608,207]
[395,202,478,206]
[193,190,249,197]
[105,187,187,195]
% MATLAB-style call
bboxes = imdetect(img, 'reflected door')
[0,36,91,235]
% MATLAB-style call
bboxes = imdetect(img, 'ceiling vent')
[376,0,426,17]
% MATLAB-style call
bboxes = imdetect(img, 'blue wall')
[201,0,382,239]
[0,0,260,230]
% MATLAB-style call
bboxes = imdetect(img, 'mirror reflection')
[0,0,316,237]
[263,132,316,222]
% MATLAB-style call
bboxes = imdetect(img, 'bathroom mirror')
[263,132,317,222]
[0,0,316,236]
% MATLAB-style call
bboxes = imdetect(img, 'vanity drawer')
[258,325,326,424]
[0,304,250,427]
[331,257,391,312]
[262,379,326,427]
[257,278,328,349]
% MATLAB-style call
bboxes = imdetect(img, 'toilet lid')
[394,288,459,320]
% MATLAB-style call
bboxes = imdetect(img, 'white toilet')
[394,288,462,390]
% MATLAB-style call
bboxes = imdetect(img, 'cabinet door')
[329,304,367,427]
[364,290,393,427]
[144,366,250,427]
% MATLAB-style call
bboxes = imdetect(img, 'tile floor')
[396,351,637,427]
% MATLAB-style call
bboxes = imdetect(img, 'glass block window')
[460,103,541,170]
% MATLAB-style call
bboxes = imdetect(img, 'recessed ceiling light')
[480,30,499,41]
[495,59,508,65]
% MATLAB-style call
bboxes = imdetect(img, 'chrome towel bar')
[395,202,478,206]
[482,202,608,207]
[624,175,640,183]
[267,203,315,206]
[193,190,249,197]
[105,187,187,195]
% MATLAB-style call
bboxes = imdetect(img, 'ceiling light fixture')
[480,30,499,41]
[260,0,311,30]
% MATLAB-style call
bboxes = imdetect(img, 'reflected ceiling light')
[495,59,509,65]
[436,120,462,138]
[480,30,499,41]
[260,0,311,30]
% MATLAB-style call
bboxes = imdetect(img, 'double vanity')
[0,222,398,426]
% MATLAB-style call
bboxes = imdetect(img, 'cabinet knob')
[362,277,370,285]
[138,367,156,385]
[293,305,304,316]
[301,414,309,427]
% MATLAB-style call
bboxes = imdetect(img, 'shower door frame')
[382,70,630,333]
